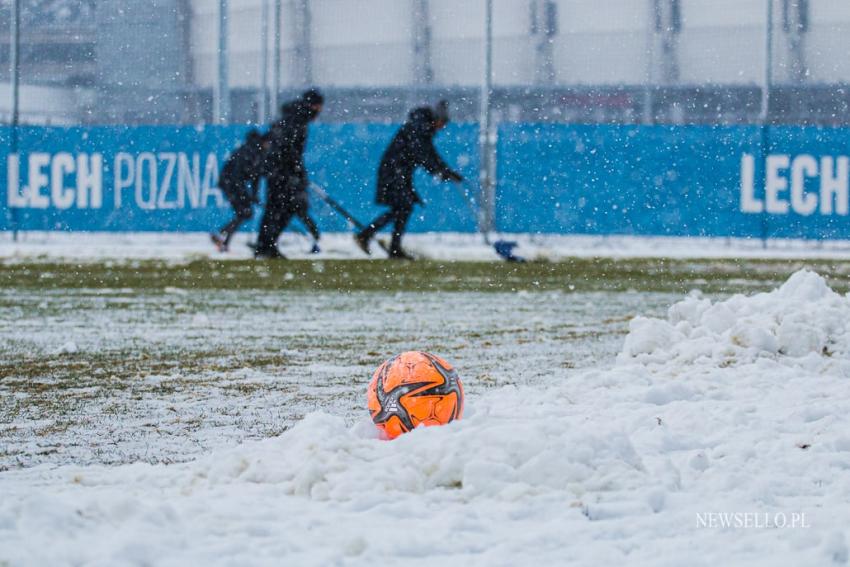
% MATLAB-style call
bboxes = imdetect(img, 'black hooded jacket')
[376,107,460,207]
[219,135,264,198]
[264,99,317,193]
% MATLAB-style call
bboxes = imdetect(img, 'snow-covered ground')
[6,230,850,262]
[2,270,850,565]
[1,287,643,469]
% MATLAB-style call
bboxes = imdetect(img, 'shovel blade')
[493,240,525,263]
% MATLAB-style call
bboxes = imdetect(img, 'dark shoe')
[388,248,415,261]
[254,247,287,260]
[210,232,228,253]
[354,232,371,255]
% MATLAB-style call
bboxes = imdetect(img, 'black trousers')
[256,189,319,254]
[360,204,413,253]
[295,206,321,241]
[218,182,254,245]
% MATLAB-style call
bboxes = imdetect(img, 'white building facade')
[188,0,850,90]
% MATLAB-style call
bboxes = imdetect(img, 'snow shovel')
[308,184,391,255]
[456,182,524,263]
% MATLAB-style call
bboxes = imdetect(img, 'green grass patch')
[0,349,291,383]
[3,257,850,293]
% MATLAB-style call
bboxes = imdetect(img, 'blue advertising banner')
[2,124,850,239]
[0,124,479,234]
[498,124,850,239]
[498,125,762,237]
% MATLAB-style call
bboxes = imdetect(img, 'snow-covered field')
[2,232,850,565]
[0,286,645,469]
[6,230,850,262]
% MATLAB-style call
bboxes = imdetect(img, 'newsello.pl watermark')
[697,512,811,529]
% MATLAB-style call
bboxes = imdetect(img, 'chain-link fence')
[1,0,850,126]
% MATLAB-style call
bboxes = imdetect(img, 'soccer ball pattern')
[367,351,464,439]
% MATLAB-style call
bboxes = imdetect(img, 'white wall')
[554,0,650,85]
[311,0,415,86]
[678,0,764,85]
[429,0,537,85]
[189,0,850,89]
[190,0,270,90]
[0,83,86,125]
[807,0,850,84]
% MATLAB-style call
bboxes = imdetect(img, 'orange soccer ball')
[367,351,464,439]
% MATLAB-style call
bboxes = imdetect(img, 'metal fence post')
[271,0,281,117]
[479,0,496,234]
[759,0,774,248]
[259,0,270,123]
[214,0,231,124]
[643,0,654,124]
[9,0,21,241]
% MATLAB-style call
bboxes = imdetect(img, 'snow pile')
[621,269,850,373]
[3,270,850,565]
[198,411,645,501]
[0,392,655,566]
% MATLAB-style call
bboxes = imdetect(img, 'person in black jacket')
[356,101,463,260]
[211,129,268,252]
[255,89,324,259]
